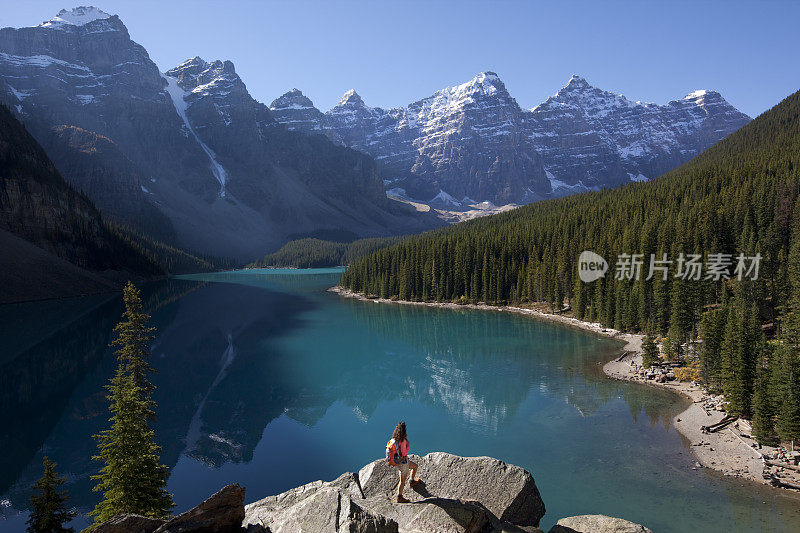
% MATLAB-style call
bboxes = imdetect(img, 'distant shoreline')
[330,286,787,491]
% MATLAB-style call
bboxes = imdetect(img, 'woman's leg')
[397,467,408,496]
[409,460,419,482]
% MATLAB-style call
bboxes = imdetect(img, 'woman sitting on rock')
[386,421,420,503]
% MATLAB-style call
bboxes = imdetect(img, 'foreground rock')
[92,455,654,533]
[549,515,653,533]
[94,484,245,533]
[244,452,546,532]
[94,514,164,533]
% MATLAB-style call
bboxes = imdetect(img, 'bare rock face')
[154,484,246,533]
[93,513,164,533]
[269,89,339,143]
[548,515,653,533]
[244,452,545,533]
[94,484,246,533]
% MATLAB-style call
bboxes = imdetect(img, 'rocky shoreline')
[329,286,798,492]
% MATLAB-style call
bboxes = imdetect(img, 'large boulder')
[244,452,545,532]
[93,514,164,533]
[242,479,399,533]
[548,515,653,533]
[154,484,245,533]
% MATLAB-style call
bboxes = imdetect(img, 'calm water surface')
[1,269,798,531]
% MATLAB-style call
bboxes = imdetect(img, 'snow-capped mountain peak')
[39,6,111,28]
[681,89,725,108]
[175,56,207,71]
[336,89,367,107]
[446,71,506,100]
[684,89,709,100]
[270,89,316,110]
[269,89,327,133]
[165,57,242,96]
[535,75,642,120]
[564,74,591,89]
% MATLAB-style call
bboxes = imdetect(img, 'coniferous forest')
[248,236,404,269]
[342,89,800,444]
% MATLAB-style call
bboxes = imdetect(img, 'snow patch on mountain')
[430,190,462,207]
[162,73,228,197]
[684,90,708,100]
[6,84,32,101]
[546,169,597,197]
[39,7,111,28]
[0,52,91,73]
[546,170,571,190]
[277,103,314,110]
[386,187,409,199]
[337,89,366,107]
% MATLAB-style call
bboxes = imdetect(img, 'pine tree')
[572,274,585,320]
[698,306,726,389]
[720,303,743,414]
[26,457,75,533]
[112,281,157,397]
[641,327,659,368]
[776,348,800,447]
[720,288,762,417]
[664,321,684,362]
[88,283,174,528]
[774,218,800,447]
[751,353,777,445]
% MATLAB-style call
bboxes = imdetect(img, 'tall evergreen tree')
[88,282,173,528]
[641,324,659,368]
[751,353,777,445]
[776,347,800,447]
[698,305,726,389]
[26,457,75,533]
[720,287,762,417]
[664,321,685,362]
[770,212,800,446]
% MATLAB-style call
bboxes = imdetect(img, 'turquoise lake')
[1,269,799,531]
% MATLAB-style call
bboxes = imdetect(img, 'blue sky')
[4,0,798,117]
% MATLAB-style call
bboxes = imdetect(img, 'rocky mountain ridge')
[271,73,751,206]
[0,7,440,260]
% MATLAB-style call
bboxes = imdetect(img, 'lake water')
[1,269,799,532]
